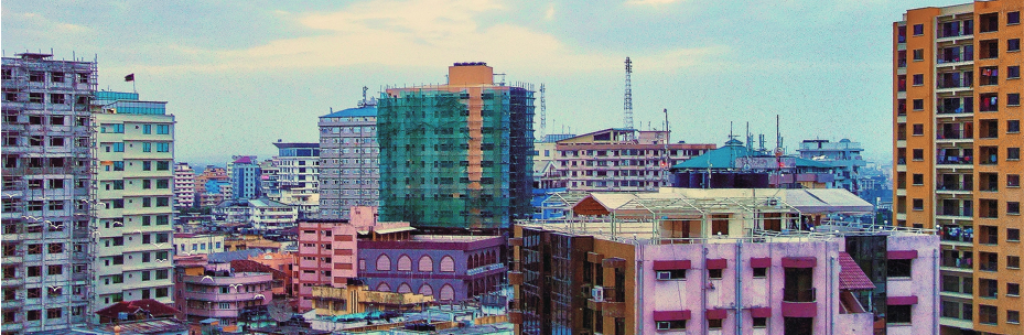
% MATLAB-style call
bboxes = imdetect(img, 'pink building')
[174,254,275,328]
[510,188,940,335]
[295,219,359,311]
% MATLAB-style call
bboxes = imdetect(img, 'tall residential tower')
[377,63,534,230]
[893,2,1022,334]
[318,102,379,220]
[1,53,97,333]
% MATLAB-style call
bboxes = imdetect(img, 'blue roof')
[321,106,377,118]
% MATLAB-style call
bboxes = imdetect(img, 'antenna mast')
[539,83,547,140]
[623,57,634,130]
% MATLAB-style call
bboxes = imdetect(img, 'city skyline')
[2,0,972,164]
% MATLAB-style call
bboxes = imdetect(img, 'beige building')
[90,93,176,314]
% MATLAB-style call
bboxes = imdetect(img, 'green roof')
[672,139,834,170]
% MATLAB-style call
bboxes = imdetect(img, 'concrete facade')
[318,103,379,220]
[174,163,195,209]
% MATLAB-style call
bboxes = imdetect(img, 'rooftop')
[322,105,377,118]
[272,142,319,149]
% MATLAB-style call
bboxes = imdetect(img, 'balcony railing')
[937,155,972,165]
[937,76,973,89]
[937,181,973,191]
[937,129,973,140]
[937,104,972,115]
[783,287,816,303]
[937,206,973,217]
[937,51,973,64]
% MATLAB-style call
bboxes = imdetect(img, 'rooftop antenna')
[623,57,634,130]
[539,83,546,140]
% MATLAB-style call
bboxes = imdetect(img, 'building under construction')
[2,53,98,333]
[377,63,534,230]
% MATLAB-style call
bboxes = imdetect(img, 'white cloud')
[5,11,91,34]
[132,0,724,75]
[625,0,683,6]
[545,4,555,20]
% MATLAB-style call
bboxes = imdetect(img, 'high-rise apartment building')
[271,142,320,219]
[318,101,379,220]
[230,156,261,200]
[174,162,195,209]
[541,128,715,192]
[90,91,176,316]
[893,2,1022,334]
[1,53,96,333]
[378,63,535,230]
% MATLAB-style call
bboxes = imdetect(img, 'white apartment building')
[91,94,175,314]
[172,233,225,256]
[174,162,195,209]
[270,142,320,218]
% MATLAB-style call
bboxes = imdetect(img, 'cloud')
[129,0,724,75]
[545,4,555,20]
[5,11,91,34]
[625,0,683,6]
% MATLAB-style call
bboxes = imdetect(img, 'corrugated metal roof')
[838,252,876,290]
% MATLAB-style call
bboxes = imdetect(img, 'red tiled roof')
[838,252,875,291]
[95,299,181,318]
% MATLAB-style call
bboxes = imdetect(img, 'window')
[913,199,924,211]
[157,161,170,170]
[1010,11,1021,25]
[141,271,151,281]
[440,256,455,272]
[1010,39,1021,52]
[709,269,723,280]
[1010,120,1021,133]
[912,124,923,135]
[156,197,169,207]
[156,215,169,225]
[657,320,686,330]
[913,99,924,110]
[112,161,124,171]
[156,143,169,152]
[656,270,686,280]
[913,174,923,185]
[1009,283,1021,296]
[376,254,391,271]
[1008,256,1021,269]
[142,124,151,134]
[50,94,65,104]
[156,287,168,297]
[143,161,151,171]
[1010,65,1021,79]
[156,179,169,189]
[708,319,723,329]
[142,142,151,152]
[1010,310,1021,324]
[888,259,912,278]
[1009,93,1021,106]
[913,24,924,35]
[753,267,767,278]
[980,305,998,325]
[888,305,912,324]
[27,310,41,321]
[397,255,412,271]
[753,317,767,327]
[47,265,62,275]
[156,269,168,280]
[1009,228,1021,242]
[156,125,169,134]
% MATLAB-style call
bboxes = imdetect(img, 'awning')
[374,226,416,234]
[706,259,728,269]
[653,310,691,321]
[887,250,918,260]
[653,260,691,271]
[838,252,875,291]
[750,258,771,268]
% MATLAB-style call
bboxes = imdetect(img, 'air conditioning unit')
[656,321,672,330]
[656,271,672,281]
[767,197,780,207]
[591,286,604,302]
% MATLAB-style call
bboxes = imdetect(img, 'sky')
[1,0,969,166]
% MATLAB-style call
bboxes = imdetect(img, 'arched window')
[376,254,391,271]
[418,284,433,297]
[439,284,455,301]
[376,282,391,292]
[397,283,412,293]
[397,255,412,271]
[440,255,455,272]
[418,255,433,272]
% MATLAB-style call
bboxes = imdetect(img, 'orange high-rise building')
[893,1,1022,334]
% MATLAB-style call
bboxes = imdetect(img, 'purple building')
[357,235,505,303]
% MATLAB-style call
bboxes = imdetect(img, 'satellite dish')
[267,299,293,323]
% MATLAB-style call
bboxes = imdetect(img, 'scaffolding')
[377,83,534,230]
[1,52,98,334]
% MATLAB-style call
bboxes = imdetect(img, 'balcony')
[782,288,817,317]
[936,206,973,220]
[937,128,973,142]
[936,50,974,67]
[937,181,972,194]
[940,257,973,272]
[936,104,974,118]
[185,307,241,318]
[182,272,273,285]
[184,290,270,303]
